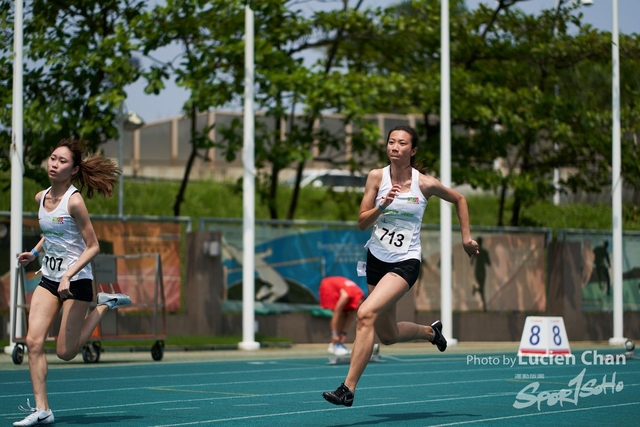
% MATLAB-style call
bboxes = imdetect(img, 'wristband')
[377,204,386,211]
[331,331,339,337]
[31,249,39,258]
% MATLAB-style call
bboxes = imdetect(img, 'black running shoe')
[323,383,354,407]
[430,320,447,352]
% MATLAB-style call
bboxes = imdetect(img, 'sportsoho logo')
[513,368,624,411]
[466,352,627,412]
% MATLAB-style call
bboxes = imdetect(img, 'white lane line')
[233,404,269,407]
[1,364,576,397]
[148,393,520,426]
[162,407,200,411]
[427,401,640,427]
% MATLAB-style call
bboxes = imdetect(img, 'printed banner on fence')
[218,226,547,311]
[0,220,43,311]
[0,219,181,312]
[222,228,370,303]
[564,233,640,312]
[415,231,547,312]
[88,221,181,311]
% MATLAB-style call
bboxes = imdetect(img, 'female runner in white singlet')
[13,139,132,427]
[323,125,480,407]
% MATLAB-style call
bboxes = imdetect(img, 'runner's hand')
[58,276,73,300]
[17,251,36,266]
[464,239,480,258]
[381,184,402,208]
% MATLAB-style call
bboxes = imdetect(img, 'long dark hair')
[386,125,419,167]
[55,138,121,199]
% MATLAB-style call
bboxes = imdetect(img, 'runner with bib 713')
[323,125,479,407]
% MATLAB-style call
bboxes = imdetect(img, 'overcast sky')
[125,0,640,122]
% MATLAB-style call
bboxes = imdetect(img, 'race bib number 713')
[373,217,414,254]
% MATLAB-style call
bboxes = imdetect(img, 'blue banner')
[223,228,370,304]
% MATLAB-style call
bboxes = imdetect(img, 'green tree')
[138,0,245,216]
[216,0,384,220]
[0,0,144,186]
[456,1,640,225]
[334,0,640,226]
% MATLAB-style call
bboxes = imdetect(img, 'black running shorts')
[366,250,420,289]
[38,276,94,302]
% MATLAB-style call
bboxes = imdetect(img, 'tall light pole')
[239,2,259,351]
[118,104,126,218]
[552,0,563,206]
[116,56,144,219]
[609,0,625,346]
[117,108,144,218]
[6,0,24,356]
[440,0,456,345]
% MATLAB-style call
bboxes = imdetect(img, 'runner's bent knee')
[57,348,78,361]
[378,334,398,346]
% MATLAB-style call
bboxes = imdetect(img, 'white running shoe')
[97,292,132,310]
[327,343,336,354]
[334,343,350,356]
[13,399,54,426]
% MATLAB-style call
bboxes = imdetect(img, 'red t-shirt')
[319,276,364,311]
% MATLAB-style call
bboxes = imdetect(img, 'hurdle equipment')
[517,316,571,357]
[328,344,384,365]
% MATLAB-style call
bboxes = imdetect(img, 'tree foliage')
[2,0,639,225]
[0,0,145,186]
[214,0,384,220]
[137,0,245,216]
[335,0,640,226]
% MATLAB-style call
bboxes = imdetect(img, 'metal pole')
[118,103,125,218]
[552,0,563,205]
[6,0,24,355]
[609,0,625,346]
[239,4,259,351]
[440,0,456,345]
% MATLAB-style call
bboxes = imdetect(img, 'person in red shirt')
[319,276,365,355]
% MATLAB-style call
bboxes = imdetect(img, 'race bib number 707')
[41,242,69,279]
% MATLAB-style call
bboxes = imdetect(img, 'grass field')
[2,174,639,231]
[0,334,292,351]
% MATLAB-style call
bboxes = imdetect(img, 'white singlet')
[364,166,427,262]
[38,185,93,281]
